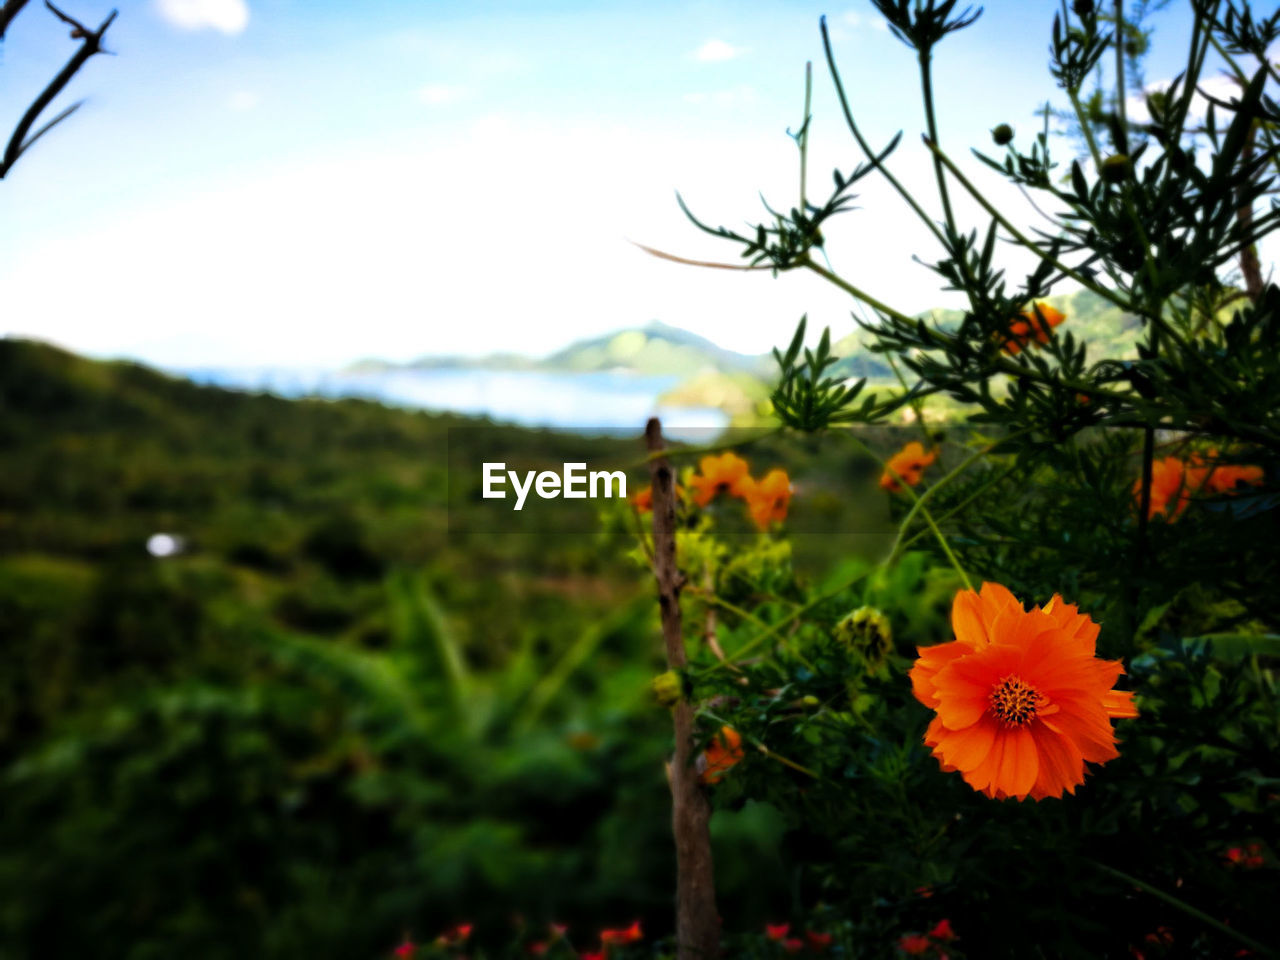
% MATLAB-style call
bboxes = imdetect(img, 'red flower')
[1143,926,1174,945]
[805,930,833,951]
[579,953,606,960]
[600,920,642,945]
[529,942,548,956]
[1225,842,1265,868]
[928,919,956,942]
[393,941,416,959]
[782,938,805,954]
[765,924,791,940]
[898,934,932,955]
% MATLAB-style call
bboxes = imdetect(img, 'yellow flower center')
[989,675,1044,726]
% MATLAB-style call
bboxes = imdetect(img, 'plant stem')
[919,51,957,236]
[1089,861,1275,957]
[923,140,1137,314]
[841,430,975,591]
[799,60,811,212]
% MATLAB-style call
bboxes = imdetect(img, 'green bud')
[1100,154,1131,184]
[991,123,1014,146]
[835,606,894,668]
[801,695,820,708]
[651,670,684,708]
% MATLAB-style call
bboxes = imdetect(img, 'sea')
[172,365,729,438]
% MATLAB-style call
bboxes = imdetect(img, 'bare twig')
[0,0,32,39]
[0,2,118,179]
[630,238,772,271]
[646,417,719,960]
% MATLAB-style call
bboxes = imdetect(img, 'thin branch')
[0,3,118,179]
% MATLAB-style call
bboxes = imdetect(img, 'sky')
[0,0,1270,368]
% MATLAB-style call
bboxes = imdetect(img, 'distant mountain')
[349,321,771,378]
[349,288,1145,394]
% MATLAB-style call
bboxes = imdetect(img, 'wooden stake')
[645,417,719,960]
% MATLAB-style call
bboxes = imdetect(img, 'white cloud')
[418,84,466,106]
[1126,73,1245,126]
[154,0,249,35]
[694,39,747,63]
[226,90,258,111]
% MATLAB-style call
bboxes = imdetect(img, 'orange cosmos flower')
[1134,456,1201,521]
[689,452,751,507]
[1002,302,1066,354]
[742,468,792,529]
[880,442,939,493]
[1197,450,1264,496]
[911,582,1138,801]
[699,725,745,784]
[632,484,684,514]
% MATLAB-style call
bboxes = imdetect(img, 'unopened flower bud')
[991,123,1014,146]
[1100,154,1131,184]
[651,670,684,707]
[835,606,894,669]
[1072,0,1093,16]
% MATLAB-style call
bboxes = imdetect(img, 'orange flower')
[880,442,938,493]
[1002,302,1065,354]
[1134,456,1201,521]
[699,725,745,784]
[631,484,684,514]
[600,921,643,945]
[689,452,751,507]
[1198,451,1264,496]
[911,582,1138,801]
[742,468,792,529]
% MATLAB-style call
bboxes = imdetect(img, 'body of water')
[173,365,729,435]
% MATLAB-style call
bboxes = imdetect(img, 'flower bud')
[1072,0,1093,16]
[651,670,685,707]
[1100,154,1131,184]
[991,123,1014,146]
[835,606,894,669]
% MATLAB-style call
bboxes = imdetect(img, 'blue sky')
[0,0,1263,367]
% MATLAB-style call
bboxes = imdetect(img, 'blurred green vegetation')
[0,340,688,958]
